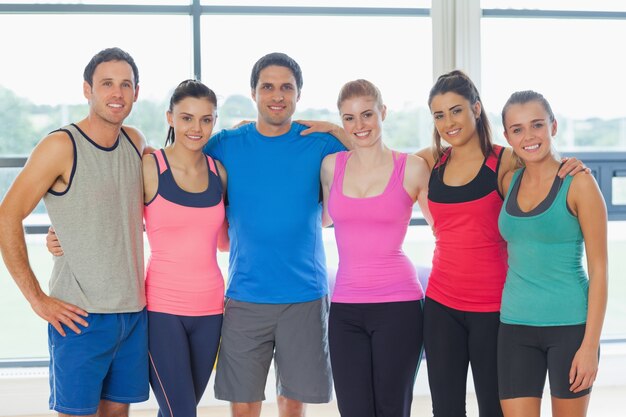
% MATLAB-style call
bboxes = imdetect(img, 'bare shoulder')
[321,152,338,183]
[570,171,599,194]
[141,152,158,176]
[322,152,338,170]
[499,147,516,173]
[122,125,147,154]
[40,129,74,151]
[30,130,74,167]
[406,153,429,170]
[501,168,516,196]
[415,147,435,171]
[215,159,227,175]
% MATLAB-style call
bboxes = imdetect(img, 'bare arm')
[215,160,230,252]
[320,154,337,228]
[414,147,435,172]
[567,174,608,393]
[404,154,433,226]
[0,133,88,336]
[142,153,159,204]
[297,120,353,150]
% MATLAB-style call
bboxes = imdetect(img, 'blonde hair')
[337,79,383,110]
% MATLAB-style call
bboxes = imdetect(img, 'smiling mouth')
[446,128,461,136]
[354,131,370,138]
[523,144,540,151]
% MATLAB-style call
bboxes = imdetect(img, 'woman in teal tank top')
[497,91,608,417]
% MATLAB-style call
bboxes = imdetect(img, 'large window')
[201,14,432,151]
[480,3,626,340]
[481,17,626,151]
[0,1,433,363]
[1,1,625,365]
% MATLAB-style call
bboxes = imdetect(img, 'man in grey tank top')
[0,47,149,417]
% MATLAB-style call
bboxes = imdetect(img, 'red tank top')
[426,145,507,312]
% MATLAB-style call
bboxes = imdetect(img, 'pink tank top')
[144,150,225,316]
[328,151,423,303]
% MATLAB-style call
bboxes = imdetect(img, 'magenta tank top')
[328,151,423,303]
[144,150,225,316]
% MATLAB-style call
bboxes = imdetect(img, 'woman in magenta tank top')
[320,79,431,417]
[143,80,228,417]
[416,71,586,417]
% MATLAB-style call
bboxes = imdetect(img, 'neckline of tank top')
[160,149,214,196]
[72,123,121,152]
[339,151,402,200]
[508,165,566,217]
[437,151,490,189]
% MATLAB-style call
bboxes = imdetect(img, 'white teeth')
[109,104,122,108]
[447,129,460,135]
[355,131,369,137]
[524,144,540,150]
[269,106,283,110]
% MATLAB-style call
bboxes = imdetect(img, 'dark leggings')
[423,297,503,417]
[329,300,424,417]
[148,311,222,417]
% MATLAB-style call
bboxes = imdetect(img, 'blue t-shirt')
[204,122,346,303]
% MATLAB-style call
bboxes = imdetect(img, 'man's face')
[83,60,138,126]
[252,65,300,130]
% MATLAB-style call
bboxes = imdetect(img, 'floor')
[125,385,625,417]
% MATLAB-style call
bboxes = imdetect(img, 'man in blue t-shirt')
[204,53,346,417]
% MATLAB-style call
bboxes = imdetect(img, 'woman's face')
[167,96,217,151]
[339,95,386,149]
[430,91,481,148]
[503,100,557,164]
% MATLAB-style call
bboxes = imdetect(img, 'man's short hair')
[83,47,139,87]
[250,52,303,92]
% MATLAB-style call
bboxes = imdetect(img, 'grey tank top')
[43,124,145,313]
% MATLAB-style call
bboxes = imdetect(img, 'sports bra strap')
[153,149,168,175]
[206,155,217,175]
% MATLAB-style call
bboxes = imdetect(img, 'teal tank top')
[498,169,588,326]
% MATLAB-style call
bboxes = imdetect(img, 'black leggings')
[329,300,424,417]
[423,297,503,417]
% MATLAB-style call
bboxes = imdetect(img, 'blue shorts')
[48,309,149,415]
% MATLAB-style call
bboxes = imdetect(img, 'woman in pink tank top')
[142,80,228,417]
[320,79,431,417]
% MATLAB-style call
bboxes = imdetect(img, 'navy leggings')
[329,300,424,417]
[148,311,222,417]
[423,297,503,417]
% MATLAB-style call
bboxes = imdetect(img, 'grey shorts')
[214,296,332,403]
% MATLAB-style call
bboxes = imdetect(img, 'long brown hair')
[428,70,493,164]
